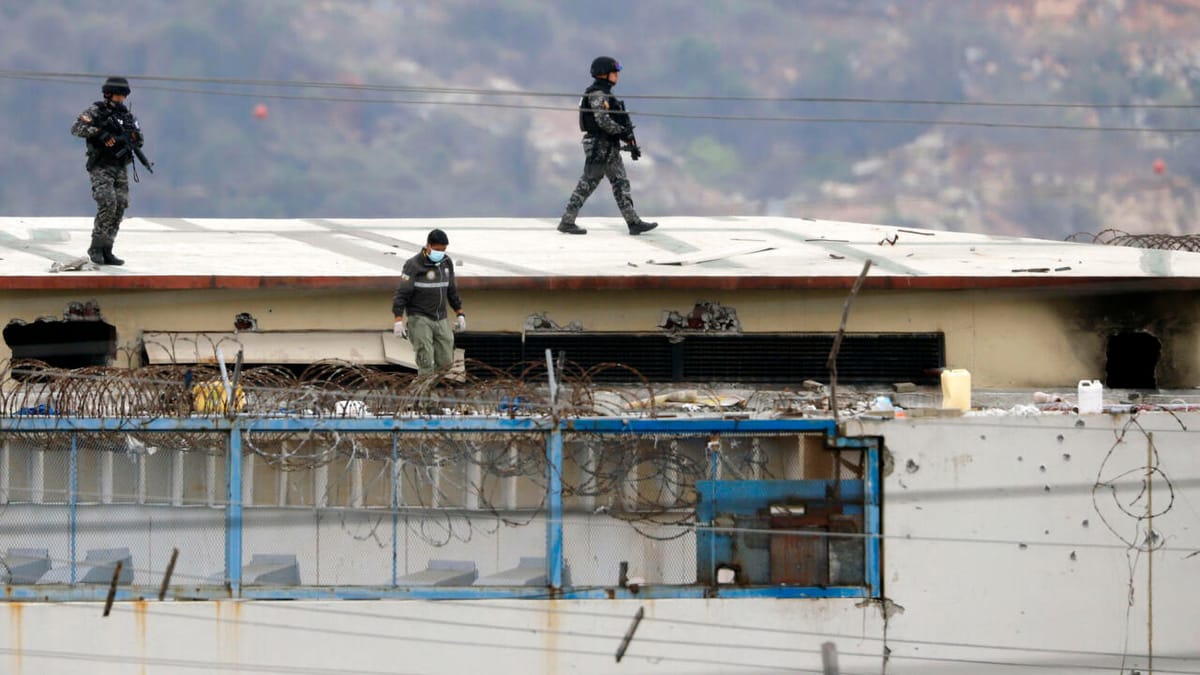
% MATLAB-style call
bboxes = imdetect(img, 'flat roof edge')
[4,275,1200,292]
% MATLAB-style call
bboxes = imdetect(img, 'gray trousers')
[407,314,455,376]
[89,164,129,245]
[561,138,639,225]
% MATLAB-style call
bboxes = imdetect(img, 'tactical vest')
[578,80,625,139]
[85,101,135,166]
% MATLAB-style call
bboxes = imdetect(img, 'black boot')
[557,220,587,235]
[102,247,125,266]
[87,238,107,265]
[627,220,658,235]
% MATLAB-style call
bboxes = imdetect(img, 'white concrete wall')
[853,411,1200,674]
[2,413,1198,674]
[0,598,886,675]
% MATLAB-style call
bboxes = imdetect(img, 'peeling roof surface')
[3,216,1200,291]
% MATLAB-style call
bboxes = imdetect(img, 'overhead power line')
[3,68,1198,109]
[3,70,1198,133]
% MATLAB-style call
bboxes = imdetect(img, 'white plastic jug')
[941,369,971,411]
[1077,380,1103,414]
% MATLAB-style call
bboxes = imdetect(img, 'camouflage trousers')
[88,164,129,245]
[560,138,640,225]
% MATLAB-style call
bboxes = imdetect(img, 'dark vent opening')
[4,318,117,377]
[1105,332,1160,389]
[456,333,943,384]
[455,333,525,375]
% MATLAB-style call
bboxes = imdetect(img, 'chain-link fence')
[0,418,878,598]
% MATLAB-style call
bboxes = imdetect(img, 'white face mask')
[427,249,446,263]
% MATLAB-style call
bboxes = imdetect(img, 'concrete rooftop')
[3,216,1200,291]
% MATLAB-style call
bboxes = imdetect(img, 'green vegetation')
[0,0,1196,237]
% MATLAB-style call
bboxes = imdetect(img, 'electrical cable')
[3,68,1198,109]
[41,601,839,674]
[3,71,1198,133]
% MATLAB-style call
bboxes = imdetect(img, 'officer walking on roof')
[557,56,658,236]
[71,76,150,266]
[391,229,467,377]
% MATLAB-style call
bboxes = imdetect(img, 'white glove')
[393,319,407,339]
[454,313,467,333]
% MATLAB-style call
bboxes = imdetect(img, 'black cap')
[102,77,131,96]
[427,228,449,246]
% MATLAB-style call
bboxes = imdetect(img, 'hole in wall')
[1105,331,1160,389]
[4,317,117,378]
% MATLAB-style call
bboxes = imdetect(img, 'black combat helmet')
[590,56,621,78]
[102,76,131,96]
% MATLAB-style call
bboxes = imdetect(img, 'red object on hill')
[253,104,269,120]
[1153,158,1167,174]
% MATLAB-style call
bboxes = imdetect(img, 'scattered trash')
[125,435,158,460]
[658,301,740,334]
[631,390,746,410]
[334,400,368,417]
[525,312,583,332]
[49,257,99,273]
[498,396,529,413]
[16,403,58,415]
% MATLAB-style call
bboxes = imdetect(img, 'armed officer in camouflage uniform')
[71,76,150,266]
[557,57,658,236]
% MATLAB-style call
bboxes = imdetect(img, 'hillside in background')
[2,0,1199,238]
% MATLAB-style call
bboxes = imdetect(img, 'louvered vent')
[455,333,943,384]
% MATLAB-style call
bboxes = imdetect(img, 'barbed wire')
[0,356,835,531]
[1066,229,1200,252]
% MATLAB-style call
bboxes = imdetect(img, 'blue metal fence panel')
[0,414,882,600]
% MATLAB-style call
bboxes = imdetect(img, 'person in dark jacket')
[557,56,658,236]
[70,76,147,265]
[391,229,466,376]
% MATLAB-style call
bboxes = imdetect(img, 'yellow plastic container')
[192,381,245,414]
[940,369,971,411]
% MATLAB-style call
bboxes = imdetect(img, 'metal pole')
[547,427,564,590]
[827,259,872,423]
[708,434,719,585]
[158,548,179,601]
[545,347,564,589]
[545,348,558,415]
[102,561,123,617]
[865,442,882,598]
[225,423,244,595]
[391,430,399,587]
[227,349,243,415]
[69,433,78,585]
[821,641,839,674]
[1147,432,1154,674]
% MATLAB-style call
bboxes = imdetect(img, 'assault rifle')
[99,110,154,180]
[619,124,642,161]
